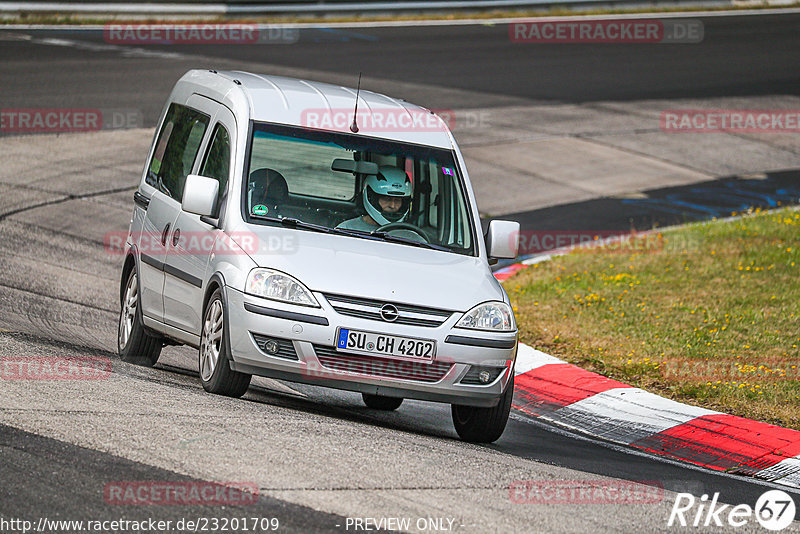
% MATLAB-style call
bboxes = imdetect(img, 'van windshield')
[243,122,476,256]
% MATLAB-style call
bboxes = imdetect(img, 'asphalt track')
[1,12,800,533]
[1,13,799,125]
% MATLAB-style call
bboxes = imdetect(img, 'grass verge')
[508,207,800,429]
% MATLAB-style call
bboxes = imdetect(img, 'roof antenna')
[350,72,362,133]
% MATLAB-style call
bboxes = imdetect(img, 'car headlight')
[456,301,515,332]
[245,268,319,307]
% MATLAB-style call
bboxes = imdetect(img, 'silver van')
[118,70,520,442]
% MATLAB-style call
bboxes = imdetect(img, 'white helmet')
[363,166,412,225]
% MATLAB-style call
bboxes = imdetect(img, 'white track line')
[509,411,800,495]
[512,342,800,488]
[543,387,720,445]
[514,342,564,374]
[3,7,800,30]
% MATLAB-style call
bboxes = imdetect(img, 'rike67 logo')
[668,489,796,530]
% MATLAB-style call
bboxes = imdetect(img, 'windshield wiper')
[368,230,451,252]
[249,214,335,234]
[250,215,368,240]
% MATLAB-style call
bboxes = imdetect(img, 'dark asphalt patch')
[0,423,354,533]
[495,169,800,244]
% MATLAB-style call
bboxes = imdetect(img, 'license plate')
[336,328,436,361]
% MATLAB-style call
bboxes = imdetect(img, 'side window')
[199,123,231,204]
[146,103,209,201]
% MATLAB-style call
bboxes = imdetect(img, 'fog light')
[478,370,492,384]
[264,340,279,354]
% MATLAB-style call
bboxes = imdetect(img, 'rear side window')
[146,103,209,201]
[199,123,231,204]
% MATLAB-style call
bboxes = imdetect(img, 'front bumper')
[225,288,517,407]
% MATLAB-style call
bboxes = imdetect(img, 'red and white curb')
[511,343,800,489]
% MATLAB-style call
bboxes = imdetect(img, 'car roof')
[175,69,455,150]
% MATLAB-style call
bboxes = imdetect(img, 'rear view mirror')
[182,174,219,217]
[486,220,520,259]
[331,158,378,175]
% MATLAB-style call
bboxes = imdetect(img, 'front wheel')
[199,288,251,397]
[118,268,162,366]
[362,393,403,411]
[451,373,514,443]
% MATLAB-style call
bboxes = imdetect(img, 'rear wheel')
[199,288,251,397]
[118,268,162,366]
[451,373,514,443]
[362,393,403,411]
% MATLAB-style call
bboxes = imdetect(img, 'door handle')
[161,223,170,247]
[172,228,181,247]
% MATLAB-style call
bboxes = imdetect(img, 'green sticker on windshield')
[252,204,269,216]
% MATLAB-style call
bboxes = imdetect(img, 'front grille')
[313,344,452,383]
[324,293,453,328]
[251,333,299,360]
[459,366,505,385]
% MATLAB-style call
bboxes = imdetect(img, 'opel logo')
[380,304,399,322]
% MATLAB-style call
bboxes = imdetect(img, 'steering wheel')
[375,222,430,243]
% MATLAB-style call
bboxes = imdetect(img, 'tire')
[362,393,403,411]
[199,288,251,397]
[118,267,162,366]
[451,373,514,443]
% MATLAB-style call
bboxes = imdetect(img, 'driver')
[337,166,412,232]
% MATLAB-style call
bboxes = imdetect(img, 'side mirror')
[331,158,379,175]
[486,220,520,260]
[182,174,219,217]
